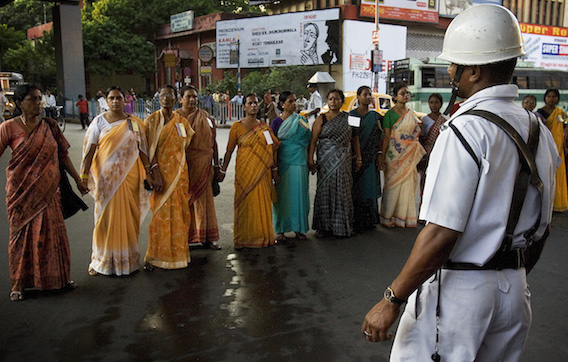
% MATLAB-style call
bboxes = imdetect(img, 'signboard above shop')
[171,10,194,33]
[216,8,340,69]
[360,0,439,24]
[521,22,568,70]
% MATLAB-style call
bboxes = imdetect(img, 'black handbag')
[212,177,220,197]
[59,165,89,219]
[45,117,88,219]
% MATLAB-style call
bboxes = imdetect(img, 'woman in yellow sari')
[219,94,279,249]
[144,85,195,269]
[80,86,152,276]
[537,88,568,212]
[380,83,426,228]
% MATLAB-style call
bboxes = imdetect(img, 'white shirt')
[420,84,559,265]
[45,94,56,107]
[98,97,109,114]
[307,90,322,127]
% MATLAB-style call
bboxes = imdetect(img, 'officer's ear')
[468,65,482,83]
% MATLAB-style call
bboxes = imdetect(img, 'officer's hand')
[361,299,401,342]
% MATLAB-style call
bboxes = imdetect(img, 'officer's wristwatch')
[384,286,406,305]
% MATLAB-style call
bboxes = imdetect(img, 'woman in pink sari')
[0,84,88,301]
[379,83,425,228]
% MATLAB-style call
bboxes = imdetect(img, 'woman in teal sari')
[349,86,383,232]
[270,92,311,241]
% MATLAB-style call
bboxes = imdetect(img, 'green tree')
[82,0,263,75]
[0,24,27,71]
[3,30,56,89]
[0,0,54,31]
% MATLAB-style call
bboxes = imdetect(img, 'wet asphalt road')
[0,121,567,361]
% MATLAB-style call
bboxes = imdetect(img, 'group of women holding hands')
[0,81,447,302]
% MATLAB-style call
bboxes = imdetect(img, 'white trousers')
[391,268,531,362]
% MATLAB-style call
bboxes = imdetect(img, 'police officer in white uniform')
[361,5,560,361]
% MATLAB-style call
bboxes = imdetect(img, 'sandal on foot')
[144,263,154,271]
[203,241,222,250]
[88,267,98,276]
[65,281,78,290]
[275,234,287,241]
[9,291,24,301]
[296,233,307,240]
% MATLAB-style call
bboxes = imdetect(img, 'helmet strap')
[443,65,465,115]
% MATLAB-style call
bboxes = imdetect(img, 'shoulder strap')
[461,109,543,250]
[447,121,481,169]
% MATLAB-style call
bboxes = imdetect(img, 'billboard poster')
[438,0,502,18]
[521,23,568,70]
[342,20,407,93]
[360,0,438,24]
[216,9,340,69]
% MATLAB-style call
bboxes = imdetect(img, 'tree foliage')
[0,0,55,31]
[3,30,56,90]
[82,0,263,75]
[213,66,316,98]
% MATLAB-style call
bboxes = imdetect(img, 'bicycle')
[55,106,65,132]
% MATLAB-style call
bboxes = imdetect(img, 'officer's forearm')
[390,223,460,301]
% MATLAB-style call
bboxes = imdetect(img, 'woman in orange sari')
[175,85,221,249]
[537,88,568,212]
[380,83,425,228]
[0,84,87,301]
[144,85,195,269]
[219,94,279,248]
[80,87,152,276]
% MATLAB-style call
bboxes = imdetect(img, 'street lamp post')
[373,0,380,92]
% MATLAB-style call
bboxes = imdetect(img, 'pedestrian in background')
[0,84,87,301]
[124,89,134,114]
[536,88,568,212]
[218,94,280,249]
[76,94,90,129]
[202,89,214,115]
[270,91,311,241]
[305,83,322,128]
[308,89,362,238]
[144,85,195,270]
[175,85,222,250]
[44,90,56,118]
[80,86,152,276]
[379,82,425,228]
[350,86,383,233]
[418,93,447,205]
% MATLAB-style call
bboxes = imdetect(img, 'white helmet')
[438,4,525,65]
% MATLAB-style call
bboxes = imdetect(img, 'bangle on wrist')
[144,164,151,169]
[219,169,226,174]
[150,164,158,170]
[80,173,89,180]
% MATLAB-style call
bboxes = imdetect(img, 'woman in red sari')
[0,84,87,301]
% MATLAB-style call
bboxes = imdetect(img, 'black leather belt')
[443,248,525,270]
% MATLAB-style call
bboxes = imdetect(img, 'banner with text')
[360,0,438,24]
[216,9,340,69]
[342,20,407,93]
[521,23,568,70]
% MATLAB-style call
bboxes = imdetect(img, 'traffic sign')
[372,30,379,44]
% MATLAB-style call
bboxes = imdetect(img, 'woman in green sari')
[270,91,312,240]
[349,86,383,232]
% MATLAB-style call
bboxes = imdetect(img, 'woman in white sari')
[80,86,153,276]
[379,83,425,228]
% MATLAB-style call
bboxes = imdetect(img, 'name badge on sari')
[131,120,140,132]
[348,115,361,127]
[207,117,214,128]
[176,123,187,137]
[263,130,274,145]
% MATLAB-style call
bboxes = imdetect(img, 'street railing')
[61,99,245,124]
